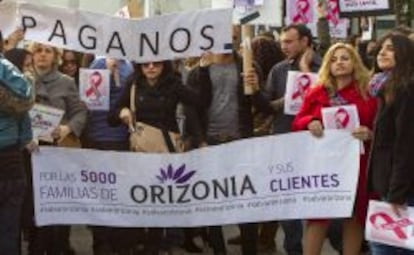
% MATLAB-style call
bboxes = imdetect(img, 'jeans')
[0,146,26,255]
[370,242,414,255]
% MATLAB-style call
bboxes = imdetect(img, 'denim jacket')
[0,55,33,149]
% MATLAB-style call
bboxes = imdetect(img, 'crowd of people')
[1,6,414,255]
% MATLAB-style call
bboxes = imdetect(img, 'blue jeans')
[0,146,26,255]
[370,242,414,255]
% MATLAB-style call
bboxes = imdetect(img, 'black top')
[108,73,201,134]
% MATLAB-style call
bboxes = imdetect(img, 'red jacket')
[292,82,377,132]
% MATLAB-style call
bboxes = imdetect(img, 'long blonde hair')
[317,42,370,97]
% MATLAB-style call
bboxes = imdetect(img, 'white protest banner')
[284,71,318,115]
[322,105,359,131]
[24,0,124,15]
[30,104,65,143]
[212,0,282,26]
[366,200,414,250]
[18,3,232,62]
[149,0,211,16]
[32,130,360,227]
[0,1,18,38]
[79,68,110,111]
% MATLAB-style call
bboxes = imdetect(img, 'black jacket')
[186,55,274,141]
[108,73,201,136]
[368,86,414,204]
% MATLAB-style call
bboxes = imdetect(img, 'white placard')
[0,1,18,38]
[366,200,414,250]
[32,130,360,227]
[285,0,348,39]
[326,0,349,39]
[79,68,110,111]
[29,104,65,143]
[321,104,359,131]
[284,71,318,115]
[18,3,232,62]
[339,0,390,13]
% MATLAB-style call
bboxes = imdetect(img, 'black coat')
[186,55,274,141]
[108,73,201,136]
[368,86,414,204]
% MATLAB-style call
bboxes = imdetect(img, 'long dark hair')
[4,48,31,72]
[377,32,414,99]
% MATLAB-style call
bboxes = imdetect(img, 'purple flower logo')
[156,164,196,184]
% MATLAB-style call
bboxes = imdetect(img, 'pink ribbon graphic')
[326,0,340,26]
[85,71,103,99]
[370,212,413,240]
[291,74,311,100]
[334,108,350,129]
[293,0,311,23]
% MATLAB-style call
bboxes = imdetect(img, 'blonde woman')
[27,42,87,255]
[292,43,378,255]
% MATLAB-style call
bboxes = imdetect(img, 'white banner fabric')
[0,1,18,38]
[366,200,414,250]
[18,3,232,62]
[32,130,360,227]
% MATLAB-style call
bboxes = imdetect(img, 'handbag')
[128,83,183,153]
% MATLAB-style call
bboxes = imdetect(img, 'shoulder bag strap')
[129,83,137,130]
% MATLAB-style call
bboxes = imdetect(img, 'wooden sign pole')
[242,25,255,95]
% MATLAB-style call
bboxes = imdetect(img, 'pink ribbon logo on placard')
[293,0,311,23]
[326,0,340,26]
[334,108,350,129]
[291,74,311,100]
[370,212,413,240]
[85,71,103,99]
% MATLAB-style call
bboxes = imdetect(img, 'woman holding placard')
[27,42,87,255]
[291,42,377,255]
[367,32,414,255]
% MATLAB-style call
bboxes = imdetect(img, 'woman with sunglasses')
[109,60,202,254]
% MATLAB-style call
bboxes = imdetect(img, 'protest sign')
[32,130,360,227]
[285,0,348,39]
[326,0,349,38]
[79,68,110,111]
[30,104,65,143]
[366,200,414,250]
[322,105,359,131]
[338,0,393,17]
[18,2,232,62]
[284,71,318,115]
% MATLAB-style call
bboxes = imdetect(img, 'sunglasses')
[142,62,163,68]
